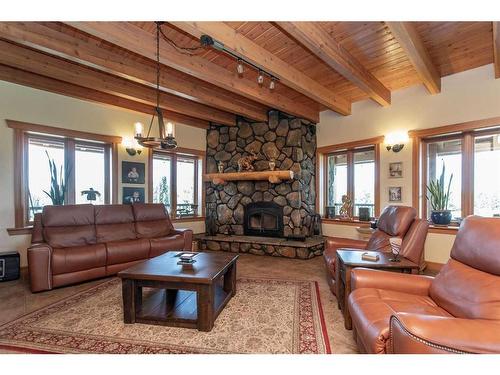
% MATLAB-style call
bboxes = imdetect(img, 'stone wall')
[205,110,317,237]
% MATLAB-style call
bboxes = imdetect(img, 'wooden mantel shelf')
[203,170,294,184]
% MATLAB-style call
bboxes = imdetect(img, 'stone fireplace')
[199,110,324,259]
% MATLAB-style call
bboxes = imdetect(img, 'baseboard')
[425,261,444,274]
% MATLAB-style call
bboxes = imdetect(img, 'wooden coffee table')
[335,250,419,330]
[118,251,238,332]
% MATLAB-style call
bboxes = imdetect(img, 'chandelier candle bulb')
[166,122,174,137]
[134,122,143,138]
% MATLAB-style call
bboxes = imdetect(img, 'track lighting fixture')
[237,59,244,75]
[269,77,276,90]
[257,70,264,85]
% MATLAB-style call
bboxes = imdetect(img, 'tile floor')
[0,253,358,354]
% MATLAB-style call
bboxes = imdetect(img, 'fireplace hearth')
[244,202,283,238]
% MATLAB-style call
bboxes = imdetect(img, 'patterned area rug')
[0,278,331,354]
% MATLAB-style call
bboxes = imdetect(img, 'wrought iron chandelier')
[134,21,177,150]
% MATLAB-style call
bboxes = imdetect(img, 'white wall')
[0,81,206,266]
[317,64,500,264]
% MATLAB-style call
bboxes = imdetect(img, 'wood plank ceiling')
[0,21,495,129]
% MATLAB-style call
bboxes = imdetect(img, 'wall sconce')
[385,131,409,153]
[123,137,142,156]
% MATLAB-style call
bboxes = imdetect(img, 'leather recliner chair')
[348,216,500,354]
[28,203,193,292]
[323,206,429,294]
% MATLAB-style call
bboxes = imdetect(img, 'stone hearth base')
[197,234,325,259]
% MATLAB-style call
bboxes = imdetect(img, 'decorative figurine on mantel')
[268,158,276,171]
[339,194,353,219]
[237,152,258,172]
[218,161,225,173]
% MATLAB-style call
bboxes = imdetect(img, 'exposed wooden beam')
[66,22,322,122]
[494,22,500,79]
[170,21,351,115]
[0,22,268,122]
[0,64,209,129]
[275,22,391,107]
[386,22,441,94]
[0,40,236,126]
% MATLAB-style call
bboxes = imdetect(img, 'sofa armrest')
[171,228,193,251]
[28,243,53,292]
[326,237,368,252]
[390,313,500,354]
[351,268,433,296]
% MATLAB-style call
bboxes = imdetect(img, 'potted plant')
[426,164,453,225]
[43,151,70,205]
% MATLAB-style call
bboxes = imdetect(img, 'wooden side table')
[335,250,419,330]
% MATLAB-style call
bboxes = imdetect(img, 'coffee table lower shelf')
[134,285,232,330]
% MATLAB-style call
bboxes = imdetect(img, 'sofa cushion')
[348,288,451,354]
[132,203,174,239]
[105,239,150,265]
[95,205,136,242]
[44,225,97,248]
[150,234,186,258]
[52,244,106,275]
[42,204,95,227]
[430,259,500,320]
[42,204,97,247]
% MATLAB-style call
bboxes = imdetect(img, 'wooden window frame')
[411,116,500,221]
[317,136,382,219]
[148,147,205,220]
[7,119,120,228]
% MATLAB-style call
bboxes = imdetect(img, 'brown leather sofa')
[323,206,429,294]
[348,216,500,354]
[28,203,193,292]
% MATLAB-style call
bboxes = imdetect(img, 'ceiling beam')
[0,40,236,126]
[0,22,268,122]
[494,22,500,79]
[65,22,323,122]
[386,22,441,94]
[0,64,209,129]
[275,22,391,107]
[170,21,351,115]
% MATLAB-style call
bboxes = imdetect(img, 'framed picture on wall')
[389,162,403,178]
[122,187,145,204]
[389,186,402,202]
[122,161,145,184]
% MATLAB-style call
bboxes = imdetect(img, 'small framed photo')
[122,161,145,184]
[389,187,402,202]
[389,162,403,178]
[122,187,145,204]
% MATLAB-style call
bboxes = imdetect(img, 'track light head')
[269,77,276,90]
[237,59,244,75]
[257,71,264,85]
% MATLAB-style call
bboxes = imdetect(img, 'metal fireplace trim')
[244,201,284,238]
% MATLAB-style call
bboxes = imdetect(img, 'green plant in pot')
[426,164,453,225]
[43,151,70,205]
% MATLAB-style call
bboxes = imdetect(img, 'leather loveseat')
[323,206,428,294]
[28,203,193,292]
[348,216,500,354]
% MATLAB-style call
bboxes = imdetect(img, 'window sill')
[322,218,372,226]
[7,226,33,236]
[171,216,205,223]
[428,224,459,234]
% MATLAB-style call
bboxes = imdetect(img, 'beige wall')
[317,64,500,264]
[0,81,206,267]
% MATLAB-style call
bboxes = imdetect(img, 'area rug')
[0,277,331,354]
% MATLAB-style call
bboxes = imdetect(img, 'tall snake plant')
[42,151,70,205]
[426,163,453,211]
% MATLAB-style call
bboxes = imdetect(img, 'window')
[151,150,202,219]
[415,118,500,220]
[474,133,500,216]
[424,138,462,219]
[324,144,378,219]
[9,120,119,228]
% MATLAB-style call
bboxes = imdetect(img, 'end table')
[335,249,419,330]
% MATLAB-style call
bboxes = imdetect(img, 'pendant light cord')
[145,22,162,139]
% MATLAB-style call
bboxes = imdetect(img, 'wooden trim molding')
[7,226,33,236]
[316,136,384,154]
[408,116,500,139]
[6,119,122,144]
[322,218,372,227]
